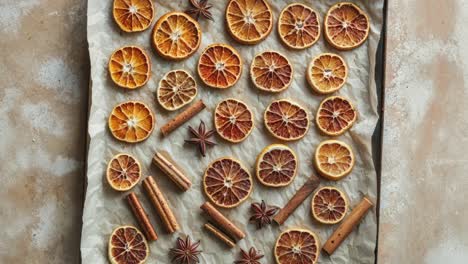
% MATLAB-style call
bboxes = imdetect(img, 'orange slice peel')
[108,101,154,143]
[316,96,357,136]
[278,3,320,49]
[157,69,198,111]
[214,98,254,143]
[274,228,320,264]
[106,153,141,191]
[256,144,298,187]
[307,53,348,94]
[311,186,348,224]
[264,99,310,141]
[250,51,293,93]
[108,46,151,89]
[108,225,149,264]
[113,0,155,32]
[314,139,355,181]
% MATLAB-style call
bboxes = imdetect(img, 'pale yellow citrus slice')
[256,144,297,187]
[274,228,320,264]
[108,46,151,89]
[214,98,254,143]
[106,153,141,191]
[311,186,348,224]
[250,51,293,93]
[314,139,355,181]
[264,99,310,141]
[157,69,197,111]
[278,3,320,49]
[316,96,357,136]
[108,101,154,143]
[307,53,348,94]
[108,225,149,264]
[113,0,154,32]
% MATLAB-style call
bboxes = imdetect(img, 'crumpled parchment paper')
[82,0,384,263]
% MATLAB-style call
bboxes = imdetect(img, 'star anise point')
[249,200,279,229]
[185,0,214,21]
[234,247,264,264]
[170,236,202,264]
[185,120,216,157]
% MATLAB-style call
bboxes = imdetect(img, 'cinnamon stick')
[142,176,179,233]
[200,202,245,241]
[322,197,373,255]
[204,223,236,248]
[273,175,320,225]
[153,152,192,191]
[126,192,158,241]
[161,100,206,136]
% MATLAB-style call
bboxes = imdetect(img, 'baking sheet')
[82,0,384,263]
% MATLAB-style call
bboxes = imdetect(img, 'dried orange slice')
[203,157,253,208]
[311,186,348,224]
[198,44,243,89]
[250,51,293,93]
[113,0,154,32]
[225,0,273,44]
[314,140,355,181]
[152,11,201,60]
[256,144,297,187]
[214,98,254,143]
[274,228,320,264]
[307,53,348,94]
[264,99,310,141]
[157,69,197,111]
[316,96,357,136]
[324,2,370,50]
[108,225,149,264]
[108,46,151,89]
[108,101,154,143]
[278,3,320,49]
[106,153,141,191]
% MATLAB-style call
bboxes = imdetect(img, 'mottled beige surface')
[378,0,468,263]
[0,0,88,263]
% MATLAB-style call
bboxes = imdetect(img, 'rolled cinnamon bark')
[126,192,158,241]
[204,223,236,248]
[153,152,191,191]
[160,100,206,136]
[200,201,245,241]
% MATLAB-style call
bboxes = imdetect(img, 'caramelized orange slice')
[311,186,348,224]
[108,101,154,143]
[264,99,310,141]
[225,0,273,44]
[108,46,151,89]
[113,0,154,32]
[108,226,149,264]
[152,12,201,60]
[256,144,297,187]
[106,153,141,191]
[157,69,197,111]
[274,228,320,264]
[214,98,254,143]
[250,51,293,93]
[198,44,242,89]
[324,2,370,50]
[203,157,253,208]
[316,96,357,136]
[314,139,355,181]
[278,3,320,49]
[307,53,347,94]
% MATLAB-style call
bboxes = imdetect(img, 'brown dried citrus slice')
[203,157,253,208]
[108,225,149,264]
[113,0,154,32]
[256,144,297,187]
[314,140,355,181]
[274,228,320,264]
[278,3,320,49]
[152,11,201,60]
[311,186,348,224]
[264,99,310,141]
[108,101,154,143]
[250,51,293,93]
[106,153,141,191]
[324,2,370,50]
[214,98,254,143]
[108,46,151,89]
[225,0,273,44]
[307,53,348,94]
[157,69,197,111]
[198,44,243,89]
[316,96,357,136]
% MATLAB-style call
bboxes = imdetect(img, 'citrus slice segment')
[225,0,273,44]
[113,0,154,32]
[307,53,348,94]
[274,228,320,264]
[203,157,253,208]
[250,51,293,93]
[311,186,348,224]
[108,46,151,89]
[264,99,310,141]
[278,3,320,49]
[316,96,357,136]
[314,140,355,181]
[324,2,370,50]
[157,69,197,111]
[214,98,254,143]
[152,11,201,60]
[198,44,243,89]
[108,101,154,143]
[108,225,149,264]
[256,144,297,187]
[106,153,141,191]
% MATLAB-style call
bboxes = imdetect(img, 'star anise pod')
[185,120,216,157]
[234,247,264,264]
[249,200,279,229]
[185,0,214,21]
[170,236,202,264]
